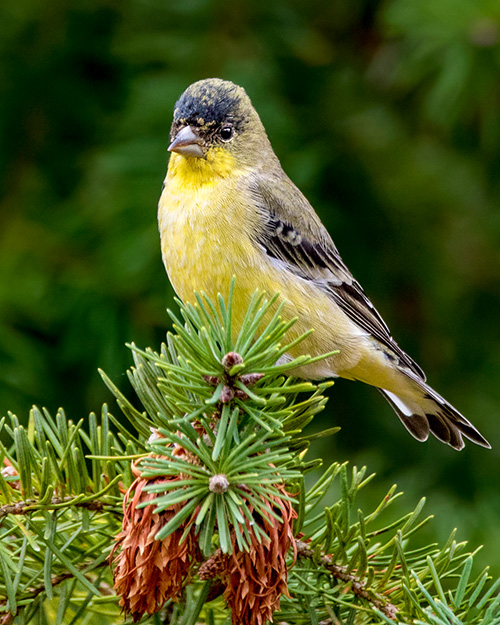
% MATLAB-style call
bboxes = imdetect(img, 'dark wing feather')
[249,176,426,380]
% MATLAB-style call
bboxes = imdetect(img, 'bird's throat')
[167,149,236,189]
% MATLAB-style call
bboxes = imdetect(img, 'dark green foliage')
[0,292,499,624]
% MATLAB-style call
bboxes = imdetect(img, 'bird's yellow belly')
[160,208,229,299]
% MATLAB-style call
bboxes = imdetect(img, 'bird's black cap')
[172,78,251,132]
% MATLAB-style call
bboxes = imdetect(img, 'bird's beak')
[168,126,204,158]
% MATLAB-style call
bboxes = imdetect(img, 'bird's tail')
[378,373,490,450]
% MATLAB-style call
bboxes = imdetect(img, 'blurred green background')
[1,0,499,571]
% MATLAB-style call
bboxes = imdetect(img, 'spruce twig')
[295,539,398,620]
[0,497,105,518]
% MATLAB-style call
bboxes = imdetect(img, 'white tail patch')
[379,370,490,450]
[383,390,414,417]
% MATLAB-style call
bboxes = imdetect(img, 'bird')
[158,77,490,451]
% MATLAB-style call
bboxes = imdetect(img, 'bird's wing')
[248,175,426,380]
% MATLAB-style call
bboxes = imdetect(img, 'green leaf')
[0,549,16,613]
[155,496,204,541]
[181,580,213,625]
[453,555,473,608]
[216,495,232,553]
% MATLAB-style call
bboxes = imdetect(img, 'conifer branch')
[0,561,111,625]
[0,497,106,518]
[0,286,499,624]
[294,539,398,620]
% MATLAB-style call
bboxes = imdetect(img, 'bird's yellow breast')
[158,151,260,303]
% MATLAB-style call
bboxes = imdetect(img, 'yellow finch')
[158,78,489,451]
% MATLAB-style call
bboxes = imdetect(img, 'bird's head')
[168,78,273,170]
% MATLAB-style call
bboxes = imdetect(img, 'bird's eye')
[220,126,234,142]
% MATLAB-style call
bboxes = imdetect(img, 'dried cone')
[223,490,297,625]
[112,474,199,622]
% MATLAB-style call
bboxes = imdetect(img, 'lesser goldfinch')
[158,78,490,451]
